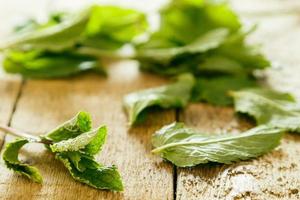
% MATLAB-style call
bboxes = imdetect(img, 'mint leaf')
[197,55,246,75]
[213,30,270,71]
[3,5,147,52]
[152,122,283,167]
[231,88,300,132]
[192,76,258,106]
[123,73,195,125]
[64,152,101,172]
[45,111,92,142]
[135,0,269,77]
[83,126,107,155]
[48,124,122,191]
[138,0,240,49]
[56,153,123,191]
[82,5,148,50]
[3,139,43,183]
[50,126,107,155]
[137,28,229,63]
[1,9,89,51]
[3,50,105,78]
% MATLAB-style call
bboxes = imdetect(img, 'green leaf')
[44,111,92,142]
[231,88,300,132]
[51,132,123,191]
[56,153,123,191]
[137,30,270,77]
[152,122,283,167]
[50,126,107,155]
[123,73,195,125]
[82,5,148,50]
[1,9,89,51]
[3,50,105,78]
[138,0,240,49]
[135,1,269,77]
[213,30,270,71]
[192,76,258,106]
[137,28,229,63]
[197,55,246,75]
[65,152,101,172]
[3,139,43,183]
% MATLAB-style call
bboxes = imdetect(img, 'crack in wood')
[0,79,25,150]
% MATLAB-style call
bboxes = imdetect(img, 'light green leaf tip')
[44,111,92,142]
[50,126,107,155]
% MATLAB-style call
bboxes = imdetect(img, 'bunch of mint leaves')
[0,5,148,78]
[123,0,269,124]
[1,0,299,187]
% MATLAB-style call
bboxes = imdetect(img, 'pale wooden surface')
[178,105,300,200]
[177,1,300,199]
[0,62,174,200]
[0,78,21,147]
[0,0,300,200]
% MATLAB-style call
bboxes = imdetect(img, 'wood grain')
[177,104,300,200]
[0,0,300,199]
[0,62,174,200]
[0,77,22,148]
[176,2,300,200]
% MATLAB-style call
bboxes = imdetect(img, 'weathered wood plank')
[177,104,300,200]
[0,61,174,200]
[176,2,300,200]
[0,76,22,148]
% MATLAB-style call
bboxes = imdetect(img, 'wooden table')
[0,0,300,199]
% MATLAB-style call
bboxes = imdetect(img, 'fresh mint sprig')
[0,111,123,191]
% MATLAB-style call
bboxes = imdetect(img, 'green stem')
[0,124,43,143]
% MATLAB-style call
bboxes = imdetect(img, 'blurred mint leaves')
[1,5,148,78]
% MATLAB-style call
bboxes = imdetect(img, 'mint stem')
[0,124,42,143]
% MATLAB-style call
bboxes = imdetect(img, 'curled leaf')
[231,88,300,132]
[50,126,107,155]
[57,153,123,191]
[45,111,92,142]
[3,139,43,183]
[123,73,195,125]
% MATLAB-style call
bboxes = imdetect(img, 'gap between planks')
[0,62,175,200]
[0,78,25,150]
